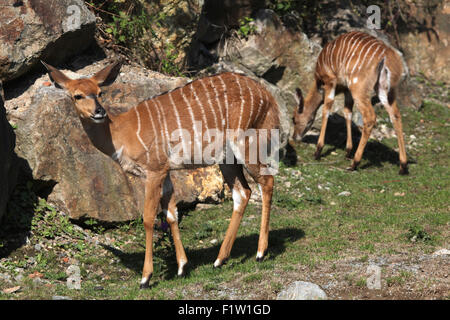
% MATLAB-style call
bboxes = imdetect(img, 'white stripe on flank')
[340,32,360,73]
[192,82,211,142]
[254,84,264,125]
[335,36,345,73]
[244,77,254,129]
[234,75,245,129]
[366,46,386,69]
[329,40,338,73]
[356,40,380,73]
[134,107,150,164]
[337,35,350,72]
[218,75,230,128]
[234,74,245,129]
[144,101,160,162]
[153,99,171,154]
[350,38,378,75]
[345,35,371,75]
[180,86,202,155]
[168,91,189,156]
[209,77,225,129]
[323,44,332,73]
[199,79,218,132]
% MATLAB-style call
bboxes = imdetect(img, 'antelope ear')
[41,61,72,89]
[296,88,304,114]
[91,61,121,86]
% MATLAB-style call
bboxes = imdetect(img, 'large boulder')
[398,1,450,83]
[0,0,96,82]
[0,83,17,223]
[5,61,225,221]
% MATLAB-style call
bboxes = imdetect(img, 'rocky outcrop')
[5,61,225,221]
[0,0,96,82]
[398,1,450,83]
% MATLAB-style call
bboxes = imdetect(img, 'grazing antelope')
[293,31,408,174]
[41,61,280,288]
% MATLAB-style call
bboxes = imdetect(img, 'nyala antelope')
[42,61,280,288]
[293,31,408,175]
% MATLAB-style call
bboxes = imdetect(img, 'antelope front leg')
[315,83,336,160]
[349,97,376,171]
[140,172,166,289]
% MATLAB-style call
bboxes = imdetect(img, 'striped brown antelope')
[293,31,408,174]
[42,61,280,288]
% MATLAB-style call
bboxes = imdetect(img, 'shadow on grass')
[301,114,410,169]
[101,227,305,282]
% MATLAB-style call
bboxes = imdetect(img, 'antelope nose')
[95,105,106,116]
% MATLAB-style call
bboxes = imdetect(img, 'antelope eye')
[74,94,84,100]
[98,91,103,97]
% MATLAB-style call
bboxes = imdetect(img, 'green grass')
[0,100,448,300]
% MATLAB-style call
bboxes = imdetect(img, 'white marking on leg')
[178,259,187,276]
[111,145,124,162]
[328,87,335,100]
[353,77,358,84]
[214,259,221,268]
[140,277,148,285]
[256,251,264,259]
[232,188,243,211]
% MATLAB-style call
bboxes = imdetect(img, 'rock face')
[399,1,450,83]
[0,0,96,82]
[277,281,328,300]
[0,84,17,222]
[5,61,225,221]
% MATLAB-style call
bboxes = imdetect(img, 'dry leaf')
[28,271,44,279]
[2,286,21,294]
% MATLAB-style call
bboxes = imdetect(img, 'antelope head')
[292,87,309,141]
[41,61,120,124]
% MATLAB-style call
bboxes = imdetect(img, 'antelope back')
[316,31,404,87]
[118,72,280,167]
